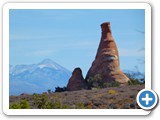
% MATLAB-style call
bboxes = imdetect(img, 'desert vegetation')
[87,74,121,89]
[9,84,144,109]
[9,99,30,109]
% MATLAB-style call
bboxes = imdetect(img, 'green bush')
[103,81,120,87]
[33,93,70,109]
[55,86,67,92]
[125,71,145,85]
[75,103,85,109]
[33,94,53,109]
[61,104,70,109]
[87,74,120,89]
[9,99,30,109]
[128,79,143,85]
[20,100,30,109]
[87,74,103,88]
[9,103,21,109]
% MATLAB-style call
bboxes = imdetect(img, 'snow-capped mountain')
[9,59,71,95]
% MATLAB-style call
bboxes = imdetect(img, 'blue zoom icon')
[137,89,158,110]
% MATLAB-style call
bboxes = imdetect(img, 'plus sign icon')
[137,89,158,110]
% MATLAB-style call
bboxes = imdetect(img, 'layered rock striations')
[86,22,129,84]
[67,68,88,91]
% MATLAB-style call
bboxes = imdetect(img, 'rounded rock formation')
[67,68,88,91]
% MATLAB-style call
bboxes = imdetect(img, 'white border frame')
[3,3,151,115]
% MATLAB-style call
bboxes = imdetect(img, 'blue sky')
[9,9,145,76]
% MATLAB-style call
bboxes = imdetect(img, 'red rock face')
[86,22,129,84]
[67,68,88,91]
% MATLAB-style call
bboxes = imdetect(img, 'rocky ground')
[9,84,144,109]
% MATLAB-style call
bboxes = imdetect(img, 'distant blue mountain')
[9,59,71,95]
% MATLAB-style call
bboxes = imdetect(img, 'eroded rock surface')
[67,68,88,91]
[86,22,129,84]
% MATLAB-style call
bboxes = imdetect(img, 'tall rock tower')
[86,22,129,84]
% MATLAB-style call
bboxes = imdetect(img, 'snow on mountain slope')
[9,59,71,95]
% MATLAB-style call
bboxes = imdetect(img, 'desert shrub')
[9,103,21,109]
[128,79,143,85]
[129,95,135,98]
[20,100,30,109]
[75,103,85,109]
[130,103,136,109]
[87,74,120,89]
[122,104,130,109]
[104,81,120,87]
[55,86,67,92]
[93,102,101,107]
[9,99,30,109]
[33,93,69,109]
[51,94,71,109]
[33,94,53,109]
[87,74,103,88]
[51,101,61,109]
[85,105,92,109]
[85,102,93,109]
[125,71,145,84]
[108,103,118,109]
[108,90,117,94]
[61,104,70,109]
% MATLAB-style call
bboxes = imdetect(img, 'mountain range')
[9,59,71,95]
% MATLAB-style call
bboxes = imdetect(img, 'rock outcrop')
[86,22,129,84]
[67,68,88,91]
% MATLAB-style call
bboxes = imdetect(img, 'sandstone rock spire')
[67,68,88,91]
[86,22,129,84]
